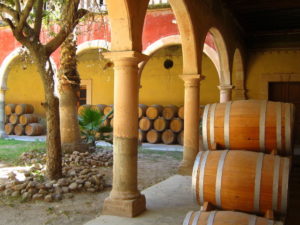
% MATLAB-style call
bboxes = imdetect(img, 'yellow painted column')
[178,74,203,175]
[102,51,148,217]
[218,85,234,103]
[0,89,7,138]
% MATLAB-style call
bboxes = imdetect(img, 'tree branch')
[34,0,44,40]
[16,0,35,33]
[15,0,21,13]
[0,3,19,21]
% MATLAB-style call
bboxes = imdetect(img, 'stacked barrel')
[4,104,45,136]
[183,100,294,225]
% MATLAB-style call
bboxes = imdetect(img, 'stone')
[11,191,20,197]
[0,184,5,191]
[63,193,74,199]
[84,181,92,188]
[53,193,62,201]
[45,182,53,189]
[61,187,69,193]
[39,189,48,195]
[44,194,53,202]
[8,172,16,180]
[22,192,32,201]
[87,188,96,192]
[68,182,77,191]
[80,169,89,175]
[32,193,44,200]
[4,189,13,196]
[57,178,69,186]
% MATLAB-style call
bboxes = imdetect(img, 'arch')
[232,48,246,100]
[208,27,231,85]
[76,40,111,55]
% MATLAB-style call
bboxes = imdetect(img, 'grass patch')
[139,148,182,161]
[0,139,46,164]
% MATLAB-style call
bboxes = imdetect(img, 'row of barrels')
[182,100,295,225]
[4,104,45,136]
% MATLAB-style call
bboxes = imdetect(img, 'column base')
[178,160,193,176]
[102,194,146,217]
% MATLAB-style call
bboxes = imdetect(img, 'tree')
[0,0,88,179]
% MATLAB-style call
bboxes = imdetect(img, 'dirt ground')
[0,150,181,225]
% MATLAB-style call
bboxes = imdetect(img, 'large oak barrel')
[103,105,113,118]
[202,100,295,155]
[162,129,177,145]
[170,118,184,133]
[19,114,39,125]
[25,123,45,136]
[138,104,148,119]
[139,117,153,132]
[138,130,146,143]
[5,123,15,135]
[9,113,19,125]
[183,210,281,225]
[146,104,163,120]
[177,131,184,145]
[78,104,91,115]
[192,150,290,215]
[5,115,9,124]
[14,124,25,136]
[153,117,169,132]
[162,105,178,120]
[5,104,16,115]
[146,129,161,144]
[178,106,184,119]
[15,104,34,115]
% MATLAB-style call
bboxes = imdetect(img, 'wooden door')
[269,82,300,144]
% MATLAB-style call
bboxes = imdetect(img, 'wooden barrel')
[15,104,34,115]
[202,100,295,155]
[14,124,25,136]
[162,105,178,120]
[90,104,107,114]
[199,105,205,118]
[139,117,153,132]
[146,104,163,120]
[103,105,113,118]
[5,123,15,135]
[162,129,177,145]
[192,150,290,215]
[9,113,19,125]
[146,129,161,144]
[153,117,169,132]
[19,114,39,125]
[102,119,110,127]
[25,123,44,136]
[138,130,146,143]
[178,106,184,119]
[138,104,148,119]
[183,210,281,225]
[110,118,114,128]
[78,104,91,115]
[5,115,9,124]
[5,104,16,115]
[177,131,184,145]
[170,118,184,133]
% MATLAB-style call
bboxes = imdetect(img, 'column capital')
[103,50,148,65]
[218,84,234,91]
[180,74,205,87]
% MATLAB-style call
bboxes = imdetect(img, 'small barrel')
[103,105,113,118]
[138,130,147,143]
[170,118,184,133]
[138,104,148,119]
[202,100,295,155]
[90,104,107,114]
[5,104,16,116]
[25,123,45,136]
[162,105,178,120]
[139,117,153,132]
[192,150,291,216]
[146,129,161,144]
[177,131,184,145]
[102,119,110,127]
[5,123,15,135]
[15,104,34,115]
[162,129,177,145]
[178,106,184,119]
[19,114,39,125]
[14,124,25,136]
[146,104,163,120]
[182,210,281,225]
[153,117,169,132]
[78,104,92,115]
[9,113,19,125]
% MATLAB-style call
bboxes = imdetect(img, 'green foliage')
[78,107,113,146]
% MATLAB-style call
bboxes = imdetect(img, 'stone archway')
[0,47,57,137]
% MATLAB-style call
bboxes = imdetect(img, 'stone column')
[102,51,147,217]
[178,74,203,175]
[218,85,234,103]
[232,80,246,100]
[0,89,7,138]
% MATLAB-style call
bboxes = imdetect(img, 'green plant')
[78,107,113,146]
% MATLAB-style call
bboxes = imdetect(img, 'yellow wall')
[246,50,300,99]
[6,58,45,116]
[140,45,219,106]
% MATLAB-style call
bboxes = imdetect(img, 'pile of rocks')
[0,150,113,202]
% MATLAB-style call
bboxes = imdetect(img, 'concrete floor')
[85,175,198,225]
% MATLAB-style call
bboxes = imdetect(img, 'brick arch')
[76,40,111,54]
